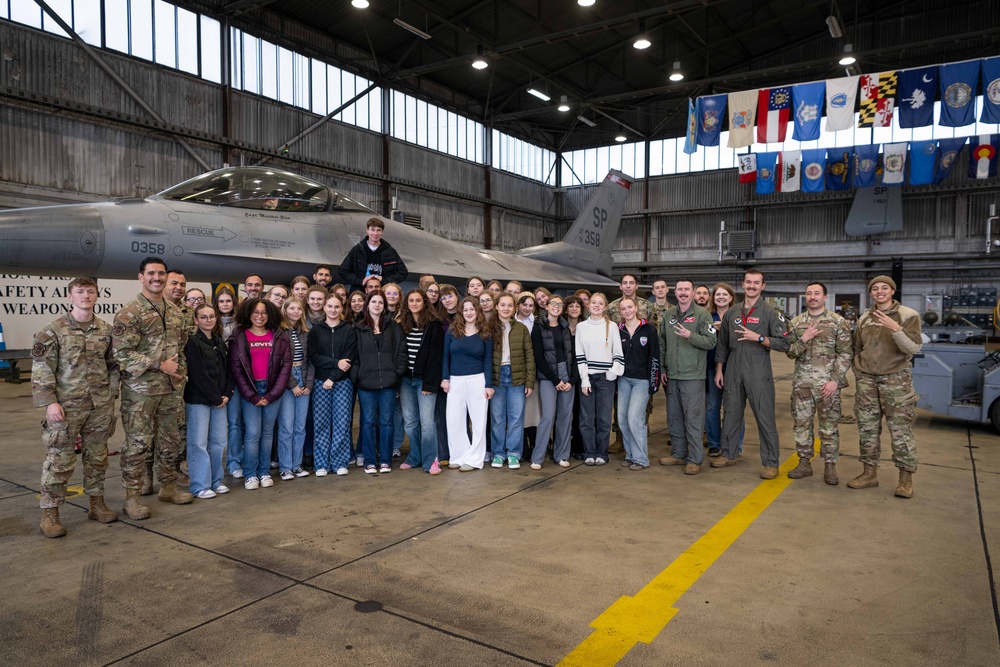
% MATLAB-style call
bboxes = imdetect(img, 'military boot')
[847,464,878,489]
[824,462,839,486]
[40,507,66,538]
[895,470,913,499]
[140,462,154,496]
[158,481,193,505]
[787,457,813,479]
[88,496,118,523]
[123,489,151,520]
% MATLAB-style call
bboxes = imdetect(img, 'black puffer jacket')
[531,318,578,384]
[350,319,408,390]
[184,330,234,406]
[308,319,358,384]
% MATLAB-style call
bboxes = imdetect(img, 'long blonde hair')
[590,292,612,342]
[281,296,309,332]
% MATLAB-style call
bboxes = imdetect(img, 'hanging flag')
[825,76,859,131]
[755,152,778,194]
[696,94,727,147]
[968,134,1000,180]
[826,148,852,191]
[897,66,937,128]
[779,150,801,192]
[853,144,879,188]
[939,60,980,127]
[909,140,937,185]
[791,82,825,141]
[980,56,1000,123]
[801,149,826,193]
[727,90,758,148]
[934,137,967,184]
[738,154,757,183]
[684,98,698,154]
[858,72,898,127]
[756,87,791,143]
[882,143,908,185]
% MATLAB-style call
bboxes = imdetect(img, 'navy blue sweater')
[443,333,493,385]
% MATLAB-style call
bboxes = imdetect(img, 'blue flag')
[853,144,879,187]
[897,66,937,128]
[908,140,937,185]
[980,57,1000,123]
[968,135,1000,180]
[801,149,826,193]
[791,81,825,141]
[934,138,967,184]
[684,98,698,154]
[696,94,727,147]
[939,61,980,127]
[755,152,778,194]
[826,148,852,191]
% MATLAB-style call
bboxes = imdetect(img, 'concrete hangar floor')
[0,354,998,666]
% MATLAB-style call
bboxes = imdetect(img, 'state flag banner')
[826,149,852,191]
[727,90,759,148]
[858,72,898,128]
[756,87,791,144]
[696,94,727,147]
[939,60,980,127]
[980,57,1000,124]
[898,66,937,128]
[825,76,859,132]
[934,137,967,184]
[853,144,879,188]
[882,142,908,185]
[684,98,698,155]
[755,152,778,194]
[909,140,937,185]
[779,150,801,192]
[968,134,1000,180]
[801,149,827,193]
[791,82,825,141]
[738,154,757,183]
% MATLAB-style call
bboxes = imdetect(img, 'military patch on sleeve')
[31,342,47,358]
[778,312,786,322]
[112,323,127,337]
[708,325,716,334]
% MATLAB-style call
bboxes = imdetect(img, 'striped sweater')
[575,317,625,389]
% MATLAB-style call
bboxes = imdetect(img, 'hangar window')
[561,142,644,185]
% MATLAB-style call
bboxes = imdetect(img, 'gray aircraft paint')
[845,186,903,236]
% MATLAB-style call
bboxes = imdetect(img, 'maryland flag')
[858,71,899,128]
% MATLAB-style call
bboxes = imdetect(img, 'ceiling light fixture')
[472,45,488,70]
[838,43,856,66]
[578,115,597,127]
[669,61,684,82]
[527,88,551,102]
[351,0,369,8]
[615,133,627,142]
[825,15,842,38]
[633,21,651,50]
[394,18,432,40]
[558,95,570,112]
[578,0,596,6]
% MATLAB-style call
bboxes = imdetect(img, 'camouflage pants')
[854,369,918,472]
[120,389,185,490]
[790,382,840,462]
[39,404,115,508]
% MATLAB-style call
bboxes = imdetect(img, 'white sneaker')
[315,468,328,477]
[530,463,542,470]
[280,470,295,481]
[195,489,217,499]
[230,468,244,479]
[292,467,309,477]
[270,461,279,469]
[259,475,274,488]
[336,467,349,476]
[244,477,260,490]
[214,484,230,494]
[557,460,570,468]
[356,456,364,467]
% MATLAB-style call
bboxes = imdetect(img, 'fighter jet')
[0,166,632,288]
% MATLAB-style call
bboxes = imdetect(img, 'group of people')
[31,216,922,539]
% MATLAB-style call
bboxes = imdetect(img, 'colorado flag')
[968,135,1000,180]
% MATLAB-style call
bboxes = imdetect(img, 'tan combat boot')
[760,466,778,480]
[787,457,813,479]
[895,470,913,499]
[824,462,839,486]
[88,496,118,523]
[710,456,737,468]
[847,463,879,489]
[659,456,685,466]
[683,463,701,475]
[40,507,66,538]
[158,481,194,505]
[140,462,154,496]
[123,489,151,520]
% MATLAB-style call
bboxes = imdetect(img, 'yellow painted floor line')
[558,451,802,667]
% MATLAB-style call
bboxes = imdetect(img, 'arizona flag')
[858,71,898,128]
[738,154,757,183]
[756,87,791,143]
[968,135,1000,180]
[779,150,801,192]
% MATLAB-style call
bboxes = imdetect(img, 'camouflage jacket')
[785,309,853,385]
[853,300,922,376]
[649,300,676,330]
[113,295,188,395]
[32,313,119,410]
[608,296,653,325]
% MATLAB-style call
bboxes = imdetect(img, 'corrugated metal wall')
[390,140,485,198]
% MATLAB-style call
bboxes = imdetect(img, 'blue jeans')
[277,365,310,472]
[617,377,650,466]
[312,379,354,471]
[242,381,281,479]
[226,393,243,474]
[185,402,227,493]
[490,365,526,458]
[399,376,438,471]
[359,387,396,466]
[705,377,744,452]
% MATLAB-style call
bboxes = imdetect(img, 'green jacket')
[492,320,536,388]
[657,304,717,380]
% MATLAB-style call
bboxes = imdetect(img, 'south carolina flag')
[756,87,791,143]
[779,150,801,192]
[728,90,759,148]
[968,135,1000,180]
[802,148,827,193]
[755,152,779,194]
[738,154,757,183]
[825,76,859,131]
[882,143,908,185]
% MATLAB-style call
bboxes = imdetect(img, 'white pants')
[446,373,488,469]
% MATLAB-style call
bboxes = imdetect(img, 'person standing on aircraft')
[490,293,535,470]
[576,293,624,466]
[290,276,311,300]
[418,274,436,290]
[243,274,264,300]
[609,274,653,324]
[276,297,314,481]
[397,288,444,475]
[617,297,660,471]
[33,277,120,537]
[339,217,408,294]
[442,298,494,471]
[313,265,333,287]
[694,285,711,308]
[711,270,790,479]
[308,293,356,477]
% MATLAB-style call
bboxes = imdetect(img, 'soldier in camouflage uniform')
[32,278,120,537]
[113,257,193,520]
[785,282,853,485]
[608,273,653,324]
[648,279,675,330]
[848,276,922,499]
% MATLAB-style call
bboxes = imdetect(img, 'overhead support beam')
[222,0,278,16]
[591,108,643,139]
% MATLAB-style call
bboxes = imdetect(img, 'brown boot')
[847,463,879,489]
[710,456,737,468]
[140,462,154,496]
[760,466,778,480]
[659,456,685,466]
[824,462,839,486]
[158,481,194,505]
[123,489,151,520]
[684,463,701,475]
[895,470,913,499]
[40,507,66,538]
[787,457,813,479]
[88,496,118,523]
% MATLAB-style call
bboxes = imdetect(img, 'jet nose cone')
[0,204,105,276]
